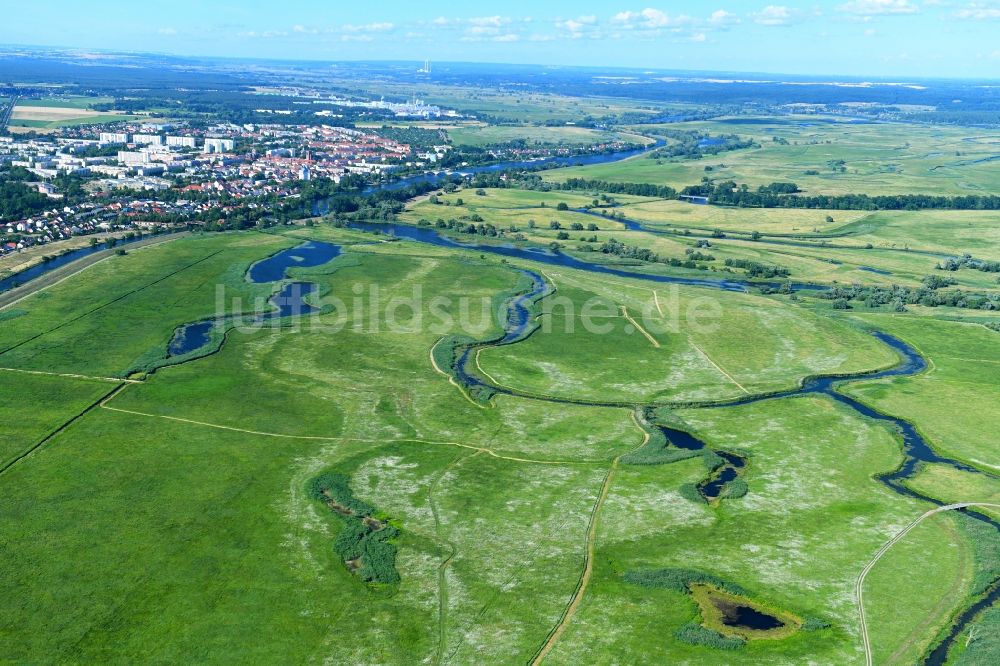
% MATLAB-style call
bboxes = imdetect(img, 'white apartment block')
[133,134,163,146]
[203,138,235,153]
[100,132,130,144]
[166,136,197,148]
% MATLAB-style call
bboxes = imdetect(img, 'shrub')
[623,568,749,596]
[676,623,745,649]
[721,478,748,499]
[679,483,707,504]
[802,616,831,631]
[309,472,375,515]
[310,471,401,586]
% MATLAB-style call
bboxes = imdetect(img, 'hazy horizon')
[2,1,999,79]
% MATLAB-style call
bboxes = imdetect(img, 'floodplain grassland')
[905,464,1000,522]
[0,370,115,468]
[399,187,1000,291]
[0,210,996,666]
[477,267,898,404]
[543,116,1000,196]
[399,187,650,232]
[545,394,962,664]
[840,314,1000,468]
[862,512,977,665]
[0,232,295,377]
[616,198,872,234]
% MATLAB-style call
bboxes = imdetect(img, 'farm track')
[857,502,1000,666]
[99,384,590,465]
[429,450,480,666]
[530,458,619,665]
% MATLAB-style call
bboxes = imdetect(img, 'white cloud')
[753,5,797,25]
[157,27,177,36]
[557,15,597,32]
[691,31,707,41]
[708,9,741,26]
[468,16,511,27]
[954,2,1000,20]
[493,33,520,42]
[613,8,688,29]
[837,0,919,15]
[341,22,394,32]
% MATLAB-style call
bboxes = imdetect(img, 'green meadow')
[543,115,1000,196]
[0,191,996,664]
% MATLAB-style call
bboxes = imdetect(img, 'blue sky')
[3,1,999,78]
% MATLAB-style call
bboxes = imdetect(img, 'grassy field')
[400,187,1000,291]
[477,268,898,403]
[547,395,955,664]
[17,95,115,109]
[9,96,136,128]
[447,125,647,147]
[0,216,996,664]
[841,314,1000,468]
[338,80,659,124]
[542,115,1000,197]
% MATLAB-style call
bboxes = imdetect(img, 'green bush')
[802,616,831,631]
[310,471,401,586]
[623,568,748,596]
[721,478,748,499]
[679,483,707,504]
[309,472,375,515]
[675,623,745,649]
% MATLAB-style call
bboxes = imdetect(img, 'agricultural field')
[8,95,138,129]
[1,211,996,664]
[337,79,659,124]
[447,124,649,148]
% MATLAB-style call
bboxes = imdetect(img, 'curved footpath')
[858,503,1000,666]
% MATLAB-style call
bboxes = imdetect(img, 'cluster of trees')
[623,567,750,596]
[938,254,1000,273]
[681,180,1000,211]
[0,181,51,220]
[649,130,757,161]
[595,238,712,270]
[309,472,400,585]
[599,237,661,263]
[556,178,678,198]
[922,274,957,289]
[723,258,791,278]
[428,218,505,237]
[821,284,1000,311]
[373,125,445,149]
[685,249,715,262]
